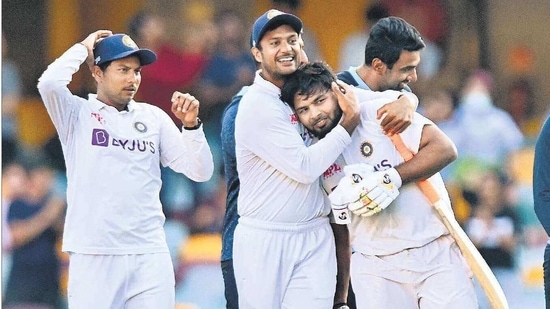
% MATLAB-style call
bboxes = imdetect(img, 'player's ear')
[372,58,386,74]
[92,66,102,81]
[251,47,262,64]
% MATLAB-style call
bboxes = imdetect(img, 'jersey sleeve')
[37,44,88,144]
[238,96,351,184]
[158,107,214,182]
[321,155,347,194]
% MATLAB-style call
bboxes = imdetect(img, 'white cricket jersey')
[234,71,352,223]
[323,91,452,256]
[37,44,214,254]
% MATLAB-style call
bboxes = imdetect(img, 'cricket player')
[281,61,478,308]
[232,9,421,308]
[37,30,214,309]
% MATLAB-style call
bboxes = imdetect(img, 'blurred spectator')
[506,77,542,142]
[465,169,523,308]
[175,201,225,308]
[271,0,323,61]
[180,0,219,56]
[449,70,524,192]
[195,9,256,194]
[127,10,210,215]
[128,10,209,125]
[3,157,66,309]
[338,2,389,71]
[2,161,28,296]
[2,32,23,166]
[419,89,462,181]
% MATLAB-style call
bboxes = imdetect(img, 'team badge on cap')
[267,9,284,19]
[122,35,138,48]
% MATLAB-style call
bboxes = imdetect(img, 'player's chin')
[315,127,331,139]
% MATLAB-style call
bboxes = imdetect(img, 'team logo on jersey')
[134,121,147,133]
[360,141,373,158]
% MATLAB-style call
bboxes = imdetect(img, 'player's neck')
[356,65,381,91]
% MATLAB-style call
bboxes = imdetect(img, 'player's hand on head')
[377,95,415,135]
[332,80,360,135]
[81,30,112,73]
[171,91,200,126]
[343,166,402,217]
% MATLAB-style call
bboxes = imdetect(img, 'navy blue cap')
[251,9,303,48]
[93,34,157,66]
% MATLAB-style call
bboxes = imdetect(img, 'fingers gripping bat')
[388,133,509,309]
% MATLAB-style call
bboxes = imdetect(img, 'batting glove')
[347,168,402,217]
[329,164,375,223]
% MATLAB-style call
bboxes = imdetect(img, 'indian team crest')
[134,121,147,133]
[122,35,138,48]
[360,141,373,158]
[267,9,284,19]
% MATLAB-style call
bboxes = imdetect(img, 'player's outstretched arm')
[393,123,457,185]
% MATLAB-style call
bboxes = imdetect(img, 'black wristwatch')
[333,303,350,309]
[183,117,202,130]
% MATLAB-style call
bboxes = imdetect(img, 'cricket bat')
[388,133,509,309]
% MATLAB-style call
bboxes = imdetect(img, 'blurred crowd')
[1,1,548,309]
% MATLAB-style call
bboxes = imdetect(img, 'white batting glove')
[347,168,402,217]
[328,164,375,223]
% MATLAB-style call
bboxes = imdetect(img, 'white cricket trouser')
[67,252,175,309]
[351,235,478,309]
[233,216,336,309]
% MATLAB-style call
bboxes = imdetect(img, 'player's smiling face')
[293,88,342,139]
[252,25,301,87]
[381,50,420,91]
[94,56,142,110]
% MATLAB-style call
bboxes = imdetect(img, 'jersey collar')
[88,94,138,113]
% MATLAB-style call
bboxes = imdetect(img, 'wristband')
[385,167,402,188]
[183,117,202,130]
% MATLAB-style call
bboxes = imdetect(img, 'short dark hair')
[364,16,425,69]
[365,3,389,23]
[280,61,336,109]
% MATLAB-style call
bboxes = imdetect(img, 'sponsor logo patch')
[91,129,109,147]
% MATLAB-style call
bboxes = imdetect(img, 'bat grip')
[387,134,441,204]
